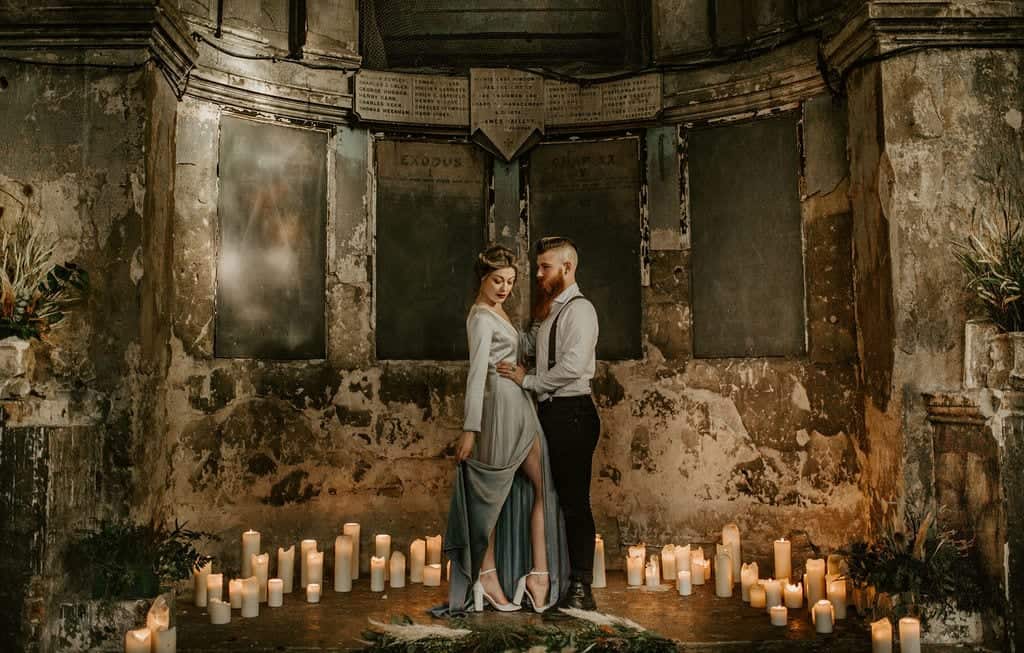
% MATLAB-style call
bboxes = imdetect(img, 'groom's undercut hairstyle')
[535,236,578,267]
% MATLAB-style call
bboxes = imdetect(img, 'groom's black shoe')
[560,579,597,611]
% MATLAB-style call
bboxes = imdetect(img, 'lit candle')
[240,576,259,618]
[872,618,893,653]
[677,569,692,596]
[812,599,835,634]
[675,545,691,578]
[770,605,788,627]
[251,553,269,602]
[689,547,704,576]
[899,617,921,653]
[307,582,321,603]
[209,598,231,624]
[773,539,791,581]
[206,573,224,603]
[390,551,406,588]
[645,557,660,587]
[446,560,451,581]
[628,543,646,560]
[805,559,826,605]
[124,628,151,653]
[409,539,425,583]
[763,579,782,610]
[828,578,847,619]
[375,534,391,581]
[740,562,759,602]
[192,562,211,607]
[626,554,643,586]
[241,530,260,578]
[268,578,283,607]
[701,558,712,581]
[307,551,324,588]
[714,552,733,597]
[343,523,360,579]
[749,583,766,608]
[278,545,295,593]
[334,535,353,592]
[784,581,803,609]
[425,534,442,565]
[370,555,386,592]
[152,627,175,653]
[423,563,442,586]
[592,535,607,588]
[661,544,676,580]
[146,598,169,633]
[228,579,243,609]
[300,539,317,588]
[722,524,741,580]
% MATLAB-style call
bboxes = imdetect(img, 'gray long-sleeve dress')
[437,305,570,614]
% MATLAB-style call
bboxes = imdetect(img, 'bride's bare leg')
[519,437,549,605]
[479,529,511,604]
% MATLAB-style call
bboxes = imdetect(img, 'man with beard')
[497,236,600,610]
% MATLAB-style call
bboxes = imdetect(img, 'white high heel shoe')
[513,569,552,613]
[473,568,521,612]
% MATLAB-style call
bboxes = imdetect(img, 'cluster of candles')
[603,524,921,652]
[123,598,174,652]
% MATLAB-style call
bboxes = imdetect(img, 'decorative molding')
[923,392,986,426]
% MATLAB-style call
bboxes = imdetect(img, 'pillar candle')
[691,560,706,586]
[124,628,151,653]
[307,551,324,588]
[626,554,643,586]
[375,534,391,581]
[722,523,741,580]
[423,563,441,586]
[343,523,360,579]
[714,552,733,597]
[677,570,692,596]
[228,579,243,609]
[702,558,712,581]
[661,544,676,580]
[741,562,759,602]
[193,562,211,607]
[278,545,295,593]
[152,627,175,653]
[675,545,691,578]
[240,577,259,618]
[770,605,788,627]
[689,547,704,577]
[209,598,231,625]
[146,599,170,633]
[805,559,826,605]
[241,530,260,578]
[251,553,269,602]
[409,539,425,583]
[268,578,283,607]
[872,618,893,653]
[749,583,766,608]
[334,535,353,592]
[773,539,791,581]
[425,534,442,565]
[812,599,835,634]
[390,551,406,588]
[763,579,782,610]
[784,581,803,609]
[206,573,223,603]
[828,578,847,619]
[899,617,921,653]
[370,555,386,592]
[628,543,646,561]
[645,557,660,587]
[592,535,607,588]
[300,539,317,588]
[306,582,321,603]
[446,560,451,581]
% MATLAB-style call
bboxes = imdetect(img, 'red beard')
[532,272,566,321]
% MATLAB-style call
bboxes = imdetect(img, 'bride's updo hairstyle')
[474,245,517,284]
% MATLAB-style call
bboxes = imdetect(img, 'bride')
[435,245,569,614]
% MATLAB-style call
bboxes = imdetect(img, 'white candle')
[206,573,223,603]
[193,562,211,607]
[209,598,231,625]
[749,583,766,608]
[722,524,741,580]
[228,579,243,609]
[375,534,391,581]
[307,551,324,587]
[828,578,847,619]
[446,560,451,581]
[691,560,706,586]
[899,617,921,653]
[661,544,676,580]
[645,557,660,587]
[805,559,826,605]
[251,553,269,602]
[306,582,321,603]
[592,535,607,588]
[770,605,788,627]
[763,579,782,609]
[241,576,259,618]
[124,628,151,653]
[675,545,691,578]
[343,523,360,579]
[689,547,704,576]
[872,618,893,653]
[628,543,646,560]
[390,551,406,588]
[334,535,353,592]
[677,570,692,596]
[626,554,643,586]
[423,563,442,586]
[241,530,260,578]
[714,552,733,597]
[278,545,295,593]
[425,534,442,565]
[146,600,169,633]
[773,539,791,581]
[740,562,759,602]
[370,555,386,592]
[268,578,283,607]
[300,539,317,588]
[784,581,803,609]
[152,627,175,653]
[409,539,425,583]
[812,599,835,634]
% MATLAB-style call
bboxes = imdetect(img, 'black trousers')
[538,394,601,584]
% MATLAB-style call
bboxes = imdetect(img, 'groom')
[498,236,600,610]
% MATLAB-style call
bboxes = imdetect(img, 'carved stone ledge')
[923,392,986,426]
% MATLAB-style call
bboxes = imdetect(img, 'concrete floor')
[175,572,990,652]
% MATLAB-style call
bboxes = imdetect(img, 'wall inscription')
[355,70,468,126]
[469,68,545,162]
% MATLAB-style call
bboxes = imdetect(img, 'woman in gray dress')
[438,245,570,615]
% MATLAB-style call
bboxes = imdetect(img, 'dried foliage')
[952,201,1024,332]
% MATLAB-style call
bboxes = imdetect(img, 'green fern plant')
[952,201,1024,332]
[0,215,88,339]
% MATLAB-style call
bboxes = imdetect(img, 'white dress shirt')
[521,283,599,402]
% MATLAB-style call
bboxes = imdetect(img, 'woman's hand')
[456,431,476,462]
[496,361,526,386]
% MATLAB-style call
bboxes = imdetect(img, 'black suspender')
[547,295,585,369]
